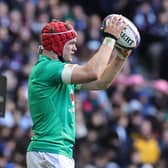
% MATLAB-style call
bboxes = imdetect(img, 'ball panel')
[116,16,140,49]
[125,17,141,46]
[117,27,137,49]
[101,14,140,49]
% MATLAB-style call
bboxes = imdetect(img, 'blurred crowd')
[0,0,168,168]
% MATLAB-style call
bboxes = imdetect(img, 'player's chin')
[67,55,73,62]
[70,52,75,58]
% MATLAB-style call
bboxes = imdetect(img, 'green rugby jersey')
[27,55,76,158]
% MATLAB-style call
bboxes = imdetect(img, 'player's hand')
[101,15,127,40]
[115,46,132,60]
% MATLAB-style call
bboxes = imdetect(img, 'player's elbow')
[97,80,111,90]
[103,82,112,89]
[105,82,112,89]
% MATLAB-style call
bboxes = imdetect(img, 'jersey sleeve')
[44,60,66,84]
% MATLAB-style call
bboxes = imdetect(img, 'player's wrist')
[117,51,127,60]
[102,37,116,49]
[115,46,131,60]
[103,32,118,41]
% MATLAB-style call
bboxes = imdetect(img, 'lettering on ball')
[120,32,134,46]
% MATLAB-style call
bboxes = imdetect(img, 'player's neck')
[42,50,59,59]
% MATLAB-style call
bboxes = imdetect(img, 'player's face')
[63,38,77,62]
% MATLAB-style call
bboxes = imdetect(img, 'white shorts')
[26,152,75,168]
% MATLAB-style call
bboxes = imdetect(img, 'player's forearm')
[80,55,127,90]
[97,54,127,89]
[84,38,116,78]
[83,14,127,79]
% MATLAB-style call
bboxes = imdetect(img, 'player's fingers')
[116,18,127,30]
[105,17,111,27]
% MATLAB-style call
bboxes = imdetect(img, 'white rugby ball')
[102,14,141,49]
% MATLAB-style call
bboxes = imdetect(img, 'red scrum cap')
[41,20,77,57]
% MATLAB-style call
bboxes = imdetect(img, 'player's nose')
[73,44,77,51]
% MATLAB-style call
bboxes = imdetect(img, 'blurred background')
[0,0,168,168]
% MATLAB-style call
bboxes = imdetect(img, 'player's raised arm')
[65,15,127,84]
[79,47,132,90]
